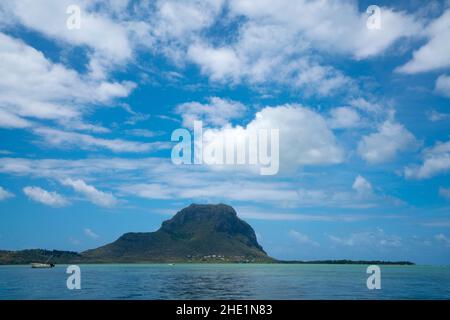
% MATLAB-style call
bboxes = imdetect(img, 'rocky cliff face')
[82,204,272,263]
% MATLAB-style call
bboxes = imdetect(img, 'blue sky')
[1,0,450,264]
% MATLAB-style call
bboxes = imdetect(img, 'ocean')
[1,264,449,300]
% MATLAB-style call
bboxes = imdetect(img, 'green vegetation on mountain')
[82,204,272,263]
[0,249,83,265]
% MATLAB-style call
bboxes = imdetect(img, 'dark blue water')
[1,264,449,299]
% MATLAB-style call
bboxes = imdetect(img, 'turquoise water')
[1,264,449,300]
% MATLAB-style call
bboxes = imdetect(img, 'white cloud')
[0,186,14,201]
[295,175,400,209]
[0,0,426,103]
[152,0,224,41]
[328,107,361,129]
[2,0,134,76]
[117,164,401,209]
[164,1,372,96]
[33,127,168,153]
[58,120,111,134]
[435,234,450,246]
[289,230,319,246]
[0,156,403,209]
[286,60,352,96]
[295,188,375,209]
[229,0,421,59]
[144,0,226,66]
[162,0,426,96]
[404,140,450,179]
[120,183,175,200]
[121,181,300,204]
[398,10,450,74]
[23,186,68,207]
[439,187,450,200]
[188,44,242,82]
[0,32,135,129]
[358,120,418,164]
[84,228,99,239]
[0,157,163,179]
[175,97,246,127]
[202,104,344,169]
[435,74,450,98]
[61,178,117,207]
[125,129,163,138]
[188,41,353,96]
[144,0,421,96]
[427,109,450,122]
[352,175,373,195]
[0,156,315,206]
[121,176,400,209]
[349,98,383,114]
[329,229,402,248]
[0,109,32,129]
[238,209,371,222]
[422,220,450,228]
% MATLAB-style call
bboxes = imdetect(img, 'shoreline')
[0,261,418,266]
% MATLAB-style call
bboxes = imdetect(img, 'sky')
[0,0,450,265]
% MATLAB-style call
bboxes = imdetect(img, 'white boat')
[31,256,55,268]
[31,263,54,268]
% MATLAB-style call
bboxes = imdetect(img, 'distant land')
[0,204,414,265]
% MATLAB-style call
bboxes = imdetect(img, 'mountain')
[82,204,272,263]
[0,204,273,264]
[0,249,83,265]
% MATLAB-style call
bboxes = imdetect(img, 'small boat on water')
[31,263,55,268]
[31,256,55,268]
